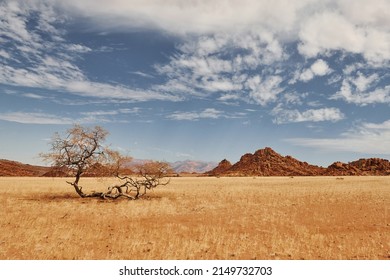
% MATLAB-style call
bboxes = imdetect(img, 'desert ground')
[0,176,389,260]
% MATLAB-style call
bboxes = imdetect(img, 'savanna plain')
[0,176,389,260]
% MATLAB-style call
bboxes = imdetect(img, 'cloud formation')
[332,72,390,105]
[288,119,390,155]
[1,0,389,128]
[168,108,223,121]
[0,1,178,102]
[53,0,390,63]
[299,59,332,82]
[0,112,73,125]
[154,31,287,107]
[272,107,345,124]
[55,0,310,35]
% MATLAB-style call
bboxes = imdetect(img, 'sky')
[0,0,389,167]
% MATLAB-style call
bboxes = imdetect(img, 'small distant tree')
[41,124,170,200]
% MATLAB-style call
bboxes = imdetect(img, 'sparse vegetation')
[40,125,170,200]
[1,176,389,260]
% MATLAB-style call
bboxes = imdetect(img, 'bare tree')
[115,161,172,199]
[41,124,170,200]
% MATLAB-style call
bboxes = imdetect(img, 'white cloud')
[351,72,379,92]
[331,72,390,105]
[80,107,141,117]
[311,59,331,76]
[130,71,154,78]
[272,107,344,124]
[0,112,73,125]
[118,108,141,114]
[168,108,223,121]
[338,0,390,27]
[0,2,34,43]
[232,32,286,67]
[54,0,310,36]
[65,44,92,53]
[282,92,307,105]
[22,93,44,99]
[298,12,365,57]
[80,110,119,117]
[154,50,239,97]
[200,79,241,93]
[288,119,390,155]
[200,108,223,119]
[218,94,241,102]
[298,5,390,64]
[178,56,233,76]
[0,109,139,124]
[299,59,332,82]
[179,35,228,56]
[246,75,284,106]
[299,69,314,82]
[0,49,11,59]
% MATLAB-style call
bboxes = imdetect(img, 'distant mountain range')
[0,158,217,176]
[2,147,390,177]
[127,159,217,174]
[170,160,217,173]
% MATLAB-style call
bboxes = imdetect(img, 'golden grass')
[0,176,389,260]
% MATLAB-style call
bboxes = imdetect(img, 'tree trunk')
[68,170,87,198]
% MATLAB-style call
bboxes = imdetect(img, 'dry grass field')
[0,176,389,260]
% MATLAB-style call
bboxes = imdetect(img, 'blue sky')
[0,0,389,167]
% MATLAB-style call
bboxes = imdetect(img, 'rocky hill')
[0,159,50,176]
[325,158,390,176]
[206,159,232,176]
[207,147,390,176]
[208,147,325,176]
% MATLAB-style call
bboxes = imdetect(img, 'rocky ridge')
[325,158,390,176]
[207,147,390,176]
[0,159,50,176]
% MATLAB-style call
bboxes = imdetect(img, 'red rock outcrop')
[207,147,325,176]
[206,159,232,176]
[325,158,390,176]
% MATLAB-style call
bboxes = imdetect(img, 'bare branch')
[41,125,170,200]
